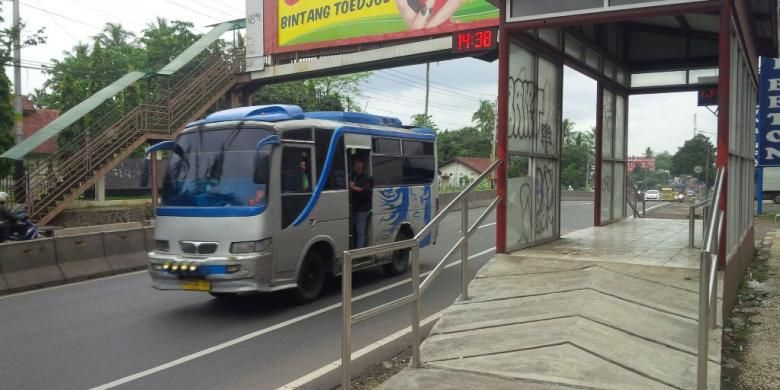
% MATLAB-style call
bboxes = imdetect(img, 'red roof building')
[21,97,60,156]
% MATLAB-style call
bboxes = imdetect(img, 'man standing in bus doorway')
[349,157,373,248]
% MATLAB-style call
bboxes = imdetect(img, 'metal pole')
[12,0,22,145]
[757,167,764,215]
[689,206,695,248]
[642,197,646,217]
[697,251,709,390]
[705,143,711,199]
[710,255,718,328]
[411,245,421,368]
[424,63,430,117]
[150,150,159,207]
[461,197,469,300]
[341,252,353,388]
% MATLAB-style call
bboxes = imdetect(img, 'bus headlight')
[230,239,271,254]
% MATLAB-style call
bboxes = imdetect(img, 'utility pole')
[424,63,430,117]
[13,0,22,145]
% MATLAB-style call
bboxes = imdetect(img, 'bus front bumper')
[147,251,278,293]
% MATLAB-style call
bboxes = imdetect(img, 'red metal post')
[717,0,731,268]
[594,83,604,227]
[496,10,509,254]
[151,150,159,207]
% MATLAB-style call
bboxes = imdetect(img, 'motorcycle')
[4,211,41,242]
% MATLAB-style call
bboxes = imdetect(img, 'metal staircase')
[15,48,243,225]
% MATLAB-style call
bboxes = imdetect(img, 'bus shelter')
[494,0,777,311]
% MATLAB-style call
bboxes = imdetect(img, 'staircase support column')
[95,176,106,202]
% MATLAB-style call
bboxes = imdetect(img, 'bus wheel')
[209,292,238,299]
[773,194,780,204]
[292,250,326,304]
[383,233,411,276]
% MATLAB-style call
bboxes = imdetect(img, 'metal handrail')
[697,166,725,390]
[341,160,502,388]
[688,199,711,248]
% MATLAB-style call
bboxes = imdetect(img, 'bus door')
[345,134,372,252]
[275,144,316,277]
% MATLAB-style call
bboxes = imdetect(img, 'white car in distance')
[644,190,660,201]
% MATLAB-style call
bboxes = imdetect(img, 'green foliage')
[471,99,495,137]
[437,126,491,165]
[410,113,438,132]
[644,147,654,158]
[0,0,46,175]
[655,151,673,171]
[561,125,595,190]
[253,72,371,112]
[671,134,715,185]
[34,19,201,148]
[630,165,671,190]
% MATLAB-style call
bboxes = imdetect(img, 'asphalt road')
[0,201,596,390]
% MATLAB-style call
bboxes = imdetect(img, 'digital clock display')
[452,27,498,53]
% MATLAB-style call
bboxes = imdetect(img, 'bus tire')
[292,250,326,304]
[383,232,411,276]
[209,292,238,299]
[773,194,780,204]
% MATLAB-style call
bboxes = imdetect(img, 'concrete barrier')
[561,191,595,201]
[103,228,148,272]
[438,190,497,211]
[55,222,143,237]
[0,239,65,291]
[54,233,112,281]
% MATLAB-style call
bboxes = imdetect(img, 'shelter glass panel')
[537,58,560,157]
[508,43,536,154]
[507,154,532,250]
[613,163,626,219]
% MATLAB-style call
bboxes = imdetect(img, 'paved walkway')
[381,219,722,390]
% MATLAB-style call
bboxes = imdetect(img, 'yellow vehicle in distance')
[660,187,676,201]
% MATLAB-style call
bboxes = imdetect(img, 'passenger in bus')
[285,158,311,193]
[349,157,373,248]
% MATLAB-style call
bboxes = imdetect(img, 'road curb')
[278,312,442,390]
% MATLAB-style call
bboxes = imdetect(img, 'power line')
[384,68,496,99]
[164,0,221,23]
[190,0,243,19]
[372,72,486,104]
[19,2,102,30]
[360,85,480,113]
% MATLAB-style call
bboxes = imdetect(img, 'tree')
[0,0,45,176]
[644,147,654,158]
[562,118,575,141]
[655,151,672,171]
[561,129,595,190]
[671,134,715,185]
[410,113,438,132]
[140,18,199,71]
[94,23,135,48]
[471,99,495,137]
[253,72,371,112]
[436,126,491,165]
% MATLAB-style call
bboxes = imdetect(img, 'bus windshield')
[161,127,273,208]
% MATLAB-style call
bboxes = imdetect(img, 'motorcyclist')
[0,191,20,243]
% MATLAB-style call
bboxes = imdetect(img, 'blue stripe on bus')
[163,265,228,276]
[292,125,435,226]
[157,206,266,218]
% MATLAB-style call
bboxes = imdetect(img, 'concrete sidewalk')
[381,219,723,390]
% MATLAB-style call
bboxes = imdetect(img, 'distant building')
[627,157,656,172]
[439,157,493,187]
[22,97,60,161]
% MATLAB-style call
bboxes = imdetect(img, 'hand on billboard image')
[397,0,467,30]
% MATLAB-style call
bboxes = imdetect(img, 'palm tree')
[93,23,135,47]
[471,100,496,137]
[562,118,575,141]
[644,147,654,158]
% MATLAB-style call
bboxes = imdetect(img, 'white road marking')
[0,270,148,301]
[277,311,444,390]
[91,247,496,389]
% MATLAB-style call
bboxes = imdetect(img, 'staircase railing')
[15,48,243,224]
[340,160,502,388]
[697,166,725,390]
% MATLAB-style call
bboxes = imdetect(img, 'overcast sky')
[4,0,717,156]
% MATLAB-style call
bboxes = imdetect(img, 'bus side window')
[315,129,346,190]
[281,146,313,229]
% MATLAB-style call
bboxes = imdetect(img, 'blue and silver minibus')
[147,105,437,302]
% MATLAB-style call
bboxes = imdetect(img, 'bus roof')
[186,104,435,137]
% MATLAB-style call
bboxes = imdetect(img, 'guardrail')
[697,167,724,390]
[688,199,711,248]
[340,160,502,388]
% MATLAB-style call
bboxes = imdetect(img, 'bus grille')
[180,242,219,255]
